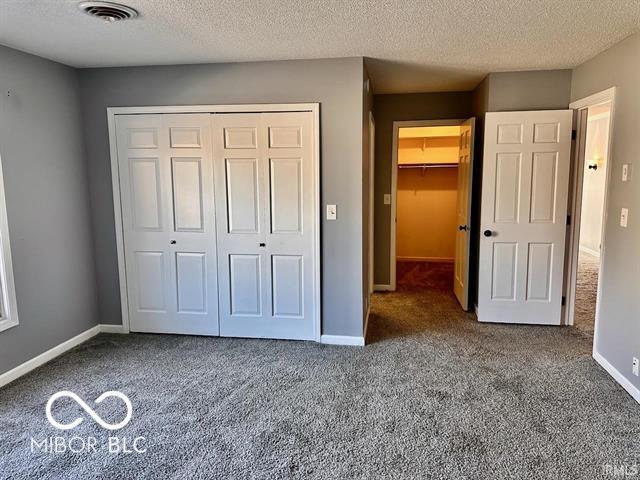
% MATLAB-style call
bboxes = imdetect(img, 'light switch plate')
[620,208,629,228]
[326,204,337,220]
[383,194,391,205]
[633,357,639,377]
[622,163,632,182]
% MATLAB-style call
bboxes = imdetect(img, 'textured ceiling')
[0,0,638,93]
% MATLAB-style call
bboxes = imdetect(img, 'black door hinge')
[567,215,571,226]
[571,129,577,140]
[562,296,566,306]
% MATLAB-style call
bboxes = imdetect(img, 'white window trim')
[0,152,19,332]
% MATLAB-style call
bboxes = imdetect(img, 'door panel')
[225,158,260,233]
[494,153,521,223]
[491,243,517,300]
[526,243,553,301]
[478,110,572,324]
[171,158,204,231]
[453,118,475,310]
[134,251,167,311]
[116,114,219,335]
[270,158,302,233]
[530,153,557,222]
[229,254,262,316]
[272,255,303,317]
[175,252,207,313]
[213,112,316,340]
[130,158,163,230]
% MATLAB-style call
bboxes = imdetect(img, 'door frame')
[107,103,321,341]
[368,111,375,298]
[564,88,616,334]
[389,119,464,291]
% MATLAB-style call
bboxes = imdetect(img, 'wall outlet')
[620,208,629,228]
[633,358,639,377]
[326,204,337,220]
[622,163,632,182]
[383,194,391,205]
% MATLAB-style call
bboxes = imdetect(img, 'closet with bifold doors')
[113,108,318,340]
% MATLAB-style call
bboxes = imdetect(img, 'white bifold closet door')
[116,114,219,335]
[478,110,572,325]
[212,112,316,340]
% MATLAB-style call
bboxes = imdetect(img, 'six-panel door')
[478,110,572,325]
[116,114,219,335]
[212,112,316,340]
[453,118,475,311]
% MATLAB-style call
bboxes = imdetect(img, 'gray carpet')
[574,251,600,337]
[1,263,638,479]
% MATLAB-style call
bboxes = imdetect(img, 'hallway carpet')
[573,250,600,336]
[1,268,638,479]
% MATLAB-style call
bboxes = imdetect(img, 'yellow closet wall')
[396,166,458,261]
[398,136,460,165]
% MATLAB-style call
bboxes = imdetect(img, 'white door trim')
[565,89,616,340]
[368,112,375,298]
[390,119,465,290]
[107,103,321,341]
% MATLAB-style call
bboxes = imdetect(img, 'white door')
[478,110,572,324]
[212,112,317,340]
[116,114,219,335]
[453,117,475,310]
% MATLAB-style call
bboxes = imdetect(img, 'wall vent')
[78,1,138,22]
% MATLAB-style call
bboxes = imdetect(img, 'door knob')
[483,230,493,237]
[170,240,177,244]
[259,243,266,247]
[458,225,468,231]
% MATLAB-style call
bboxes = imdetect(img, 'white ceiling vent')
[78,1,138,22]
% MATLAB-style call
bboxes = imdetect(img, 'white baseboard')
[374,284,394,292]
[0,325,101,388]
[579,245,601,258]
[364,304,371,341]
[321,334,365,346]
[0,323,129,388]
[397,256,454,263]
[99,323,127,334]
[593,349,640,404]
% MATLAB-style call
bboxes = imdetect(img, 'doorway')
[389,119,475,310]
[566,88,616,338]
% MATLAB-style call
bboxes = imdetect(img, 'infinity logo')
[46,391,133,431]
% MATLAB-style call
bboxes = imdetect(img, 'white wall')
[579,111,610,256]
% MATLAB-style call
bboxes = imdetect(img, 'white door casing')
[213,112,316,340]
[115,114,219,335]
[478,110,572,325]
[453,117,475,310]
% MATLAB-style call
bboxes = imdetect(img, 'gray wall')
[78,57,365,337]
[0,46,98,375]
[485,70,572,112]
[373,92,474,286]
[362,64,373,326]
[570,33,640,392]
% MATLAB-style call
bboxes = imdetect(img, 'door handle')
[458,225,468,231]
[170,240,177,245]
[483,230,493,237]
[259,243,266,247]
